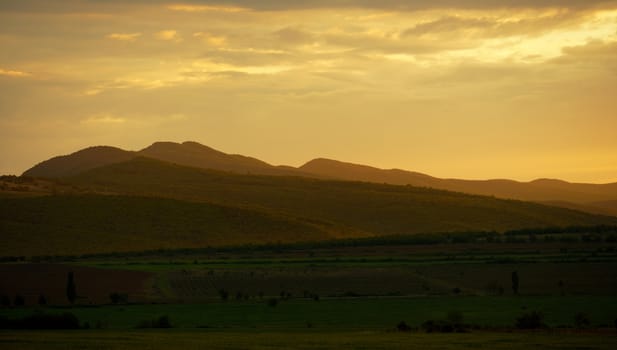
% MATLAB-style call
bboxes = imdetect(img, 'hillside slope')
[0,195,337,256]
[68,157,617,237]
[21,142,617,216]
[138,141,305,176]
[22,146,136,178]
[300,158,617,214]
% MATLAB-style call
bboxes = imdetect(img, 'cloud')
[81,114,126,125]
[193,32,227,46]
[167,4,249,13]
[4,0,616,14]
[0,68,31,78]
[552,39,617,69]
[106,33,142,41]
[155,30,179,41]
[164,0,617,12]
[404,16,494,36]
[273,27,315,45]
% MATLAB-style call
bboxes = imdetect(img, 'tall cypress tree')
[66,271,76,304]
[511,271,519,295]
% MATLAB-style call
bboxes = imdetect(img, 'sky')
[1,0,616,183]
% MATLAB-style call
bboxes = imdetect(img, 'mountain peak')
[530,178,570,185]
[22,145,135,178]
[300,157,435,186]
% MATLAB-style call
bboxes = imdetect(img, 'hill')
[139,141,306,176]
[21,142,617,216]
[66,157,617,237]
[22,141,310,179]
[0,194,338,256]
[300,159,617,216]
[22,146,136,178]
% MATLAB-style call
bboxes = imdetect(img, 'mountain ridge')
[20,141,617,216]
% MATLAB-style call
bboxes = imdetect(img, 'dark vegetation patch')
[0,312,80,329]
[0,264,151,305]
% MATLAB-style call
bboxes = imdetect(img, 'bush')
[267,298,279,307]
[218,289,229,301]
[137,315,172,329]
[421,320,455,333]
[13,295,25,306]
[574,312,590,328]
[421,312,467,333]
[447,311,464,326]
[515,311,546,329]
[109,292,128,304]
[0,313,80,329]
[397,321,411,332]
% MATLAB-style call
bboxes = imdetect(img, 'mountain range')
[23,141,617,217]
[3,140,616,256]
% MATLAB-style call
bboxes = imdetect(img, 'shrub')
[109,292,128,304]
[421,320,455,333]
[13,295,25,306]
[397,321,411,332]
[515,311,546,329]
[0,313,80,329]
[267,298,279,307]
[218,289,229,301]
[137,315,172,329]
[574,312,590,328]
[447,311,464,327]
[421,312,466,333]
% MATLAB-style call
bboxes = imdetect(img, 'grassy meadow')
[2,330,616,350]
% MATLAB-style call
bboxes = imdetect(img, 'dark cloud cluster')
[1,0,616,13]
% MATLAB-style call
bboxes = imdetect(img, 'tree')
[574,312,590,328]
[397,321,411,332]
[515,311,545,329]
[66,271,77,304]
[511,271,519,295]
[14,294,25,306]
[218,289,229,301]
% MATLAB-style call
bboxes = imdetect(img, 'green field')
[2,222,616,349]
[2,296,616,330]
[1,330,616,350]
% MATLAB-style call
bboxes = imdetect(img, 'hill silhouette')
[66,157,617,236]
[0,194,338,256]
[21,141,617,216]
[23,146,136,178]
[24,141,309,179]
[300,159,617,216]
[7,154,617,255]
[139,141,308,176]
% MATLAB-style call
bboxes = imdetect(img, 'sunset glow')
[1,0,616,182]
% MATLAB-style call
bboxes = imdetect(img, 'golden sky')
[1,0,616,183]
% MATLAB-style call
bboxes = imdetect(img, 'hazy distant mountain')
[67,157,617,236]
[21,141,617,216]
[139,141,297,176]
[299,159,617,216]
[300,158,438,187]
[23,141,310,178]
[10,149,617,255]
[23,146,136,178]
